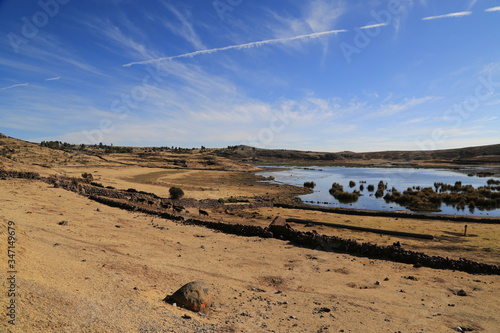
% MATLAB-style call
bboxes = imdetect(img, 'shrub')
[169,187,185,200]
[349,180,356,188]
[81,172,93,181]
[367,184,375,192]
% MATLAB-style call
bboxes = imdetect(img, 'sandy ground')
[1,166,499,332]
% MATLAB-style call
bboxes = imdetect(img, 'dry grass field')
[1,135,499,332]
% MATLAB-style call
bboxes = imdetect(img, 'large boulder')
[164,281,214,312]
[270,216,287,226]
[269,216,294,239]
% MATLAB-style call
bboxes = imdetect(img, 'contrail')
[0,83,29,91]
[422,11,472,20]
[485,6,500,12]
[360,23,388,30]
[123,29,348,67]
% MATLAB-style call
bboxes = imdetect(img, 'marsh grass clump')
[304,181,316,189]
[349,180,356,188]
[384,186,441,212]
[487,179,500,186]
[329,182,360,204]
[367,184,375,192]
[384,181,500,212]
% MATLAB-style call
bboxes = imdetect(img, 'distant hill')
[1,133,499,169]
[214,143,500,166]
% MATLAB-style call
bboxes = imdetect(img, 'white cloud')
[467,0,479,10]
[478,116,497,122]
[402,117,428,125]
[304,0,345,32]
[45,77,61,81]
[0,83,29,91]
[162,4,206,50]
[485,6,500,12]
[371,96,435,117]
[422,11,472,20]
[123,28,348,66]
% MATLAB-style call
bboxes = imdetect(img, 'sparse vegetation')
[384,182,500,212]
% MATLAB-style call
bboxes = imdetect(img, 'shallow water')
[257,166,500,217]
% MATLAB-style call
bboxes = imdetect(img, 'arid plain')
[1,135,499,332]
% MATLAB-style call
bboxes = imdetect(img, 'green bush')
[169,187,184,200]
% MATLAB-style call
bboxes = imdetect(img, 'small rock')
[58,220,68,226]
[457,289,467,297]
[375,281,381,285]
[314,307,331,314]
[181,314,192,319]
[404,276,419,281]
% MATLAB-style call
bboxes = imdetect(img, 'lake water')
[257,166,500,217]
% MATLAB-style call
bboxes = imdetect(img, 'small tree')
[169,187,184,200]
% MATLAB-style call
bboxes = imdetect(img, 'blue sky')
[0,0,499,152]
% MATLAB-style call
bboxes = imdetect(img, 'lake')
[257,166,500,217]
